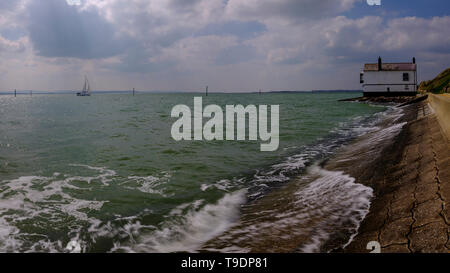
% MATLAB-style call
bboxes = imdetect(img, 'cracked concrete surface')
[343,103,450,253]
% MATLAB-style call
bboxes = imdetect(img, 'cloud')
[1,0,450,91]
[0,0,19,10]
[104,44,175,73]
[26,0,132,59]
[215,44,259,65]
[196,21,267,40]
[382,16,450,53]
[51,0,266,72]
[167,0,204,13]
[0,34,24,53]
[225,0,360,22]
[321,16,450,64]
[245,15,450,66]
[157,35,239,66]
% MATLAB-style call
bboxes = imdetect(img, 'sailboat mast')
[86,77,90,93]
[83,77,87,92]
[77,75,92,96]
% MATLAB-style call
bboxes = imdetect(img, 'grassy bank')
[419,68,450,94]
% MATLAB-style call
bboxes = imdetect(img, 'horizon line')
[0,89,363,94]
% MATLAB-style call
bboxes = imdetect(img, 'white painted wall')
[362,71,416,92]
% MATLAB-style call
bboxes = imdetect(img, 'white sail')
[77,76,91,96]
[83,79,87,92]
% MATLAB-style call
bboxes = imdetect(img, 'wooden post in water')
[206,86,208,96]
[14,89,16,97]
[259,89,262,95]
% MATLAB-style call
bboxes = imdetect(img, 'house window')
[360,73,364,84]
[403,73,409,81]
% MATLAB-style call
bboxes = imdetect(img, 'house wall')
[362,71,416,93]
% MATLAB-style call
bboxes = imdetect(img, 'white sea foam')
[201,166,373,253]
[200,178,242,192]
[69,164,117,185]
[0,165,118,252]
[120,104,404,253]
[0,218,22,252]
[169,199,204,216]
[122,172,171,196]
[111,190,247,253]
[296,167,373,252]
[0,164,177,252]
[0,103,407,253]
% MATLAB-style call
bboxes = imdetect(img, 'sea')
[0,92,401,252]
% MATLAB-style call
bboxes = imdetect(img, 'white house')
[360,57,417,97]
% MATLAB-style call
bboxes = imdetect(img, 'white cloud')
[66,0,81,6]
[0,0,449,92]
[225,0,360,23]
[0,35,25,53]
[246,15,450,66]
[157,35,239,65]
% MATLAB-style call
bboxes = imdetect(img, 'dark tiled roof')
[364,63,417,72]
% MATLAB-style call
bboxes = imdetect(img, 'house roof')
[364,63,417,72]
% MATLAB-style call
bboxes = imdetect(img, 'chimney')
[413,57,416,64]
[378,56,382,71]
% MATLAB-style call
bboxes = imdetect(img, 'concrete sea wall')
[429,94,450,141]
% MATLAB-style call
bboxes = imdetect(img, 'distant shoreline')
[0,90,363,95]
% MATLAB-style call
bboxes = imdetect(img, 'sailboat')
[77,76,91,96]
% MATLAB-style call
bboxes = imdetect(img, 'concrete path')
[345,104,450,253]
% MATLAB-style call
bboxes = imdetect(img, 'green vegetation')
[419,68,450,94]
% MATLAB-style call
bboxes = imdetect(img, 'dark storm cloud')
[26,0,132,59]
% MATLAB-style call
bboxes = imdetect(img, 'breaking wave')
[0,104,406,253]
[111,190,247,253]
[0,165,171,252]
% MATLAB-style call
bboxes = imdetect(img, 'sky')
[0,0,449,92]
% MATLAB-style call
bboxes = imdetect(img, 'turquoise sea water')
[0,92,386,252]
